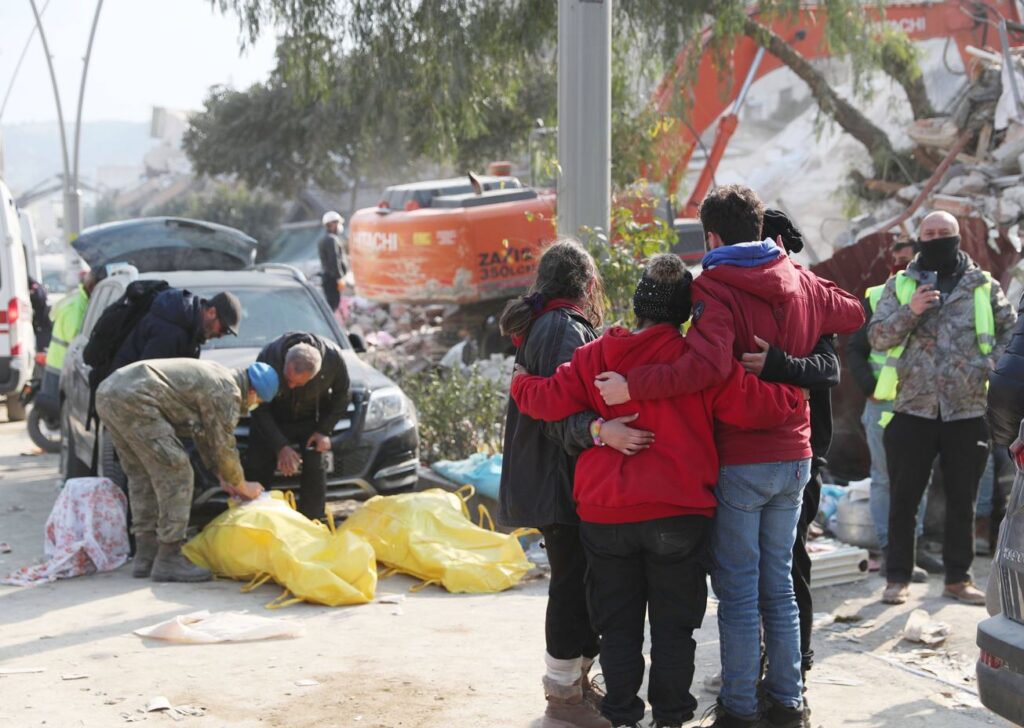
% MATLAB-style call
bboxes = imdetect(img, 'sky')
[0,0,279,126]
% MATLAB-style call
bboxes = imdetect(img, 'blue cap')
[247,362,279,403]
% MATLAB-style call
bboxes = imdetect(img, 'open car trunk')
[73,217,257,272]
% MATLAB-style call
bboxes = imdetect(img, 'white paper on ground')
[133,610,304,644]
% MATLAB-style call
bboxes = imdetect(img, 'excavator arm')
[651,0,1023,217]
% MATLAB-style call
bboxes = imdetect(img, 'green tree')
[203,0,928,189]
[153,182,284,248]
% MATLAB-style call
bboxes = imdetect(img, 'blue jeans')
[863,399,925,549]
[712,459,811,719]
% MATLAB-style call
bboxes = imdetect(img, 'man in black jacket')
[111,288,241,371]
[244,331,351,520]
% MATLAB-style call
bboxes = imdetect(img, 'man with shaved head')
[869,210,1016,606]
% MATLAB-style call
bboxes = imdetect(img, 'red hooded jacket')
[624,253,864,465]
[511,324,804,524]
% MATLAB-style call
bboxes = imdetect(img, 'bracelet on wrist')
[590,417,606,447]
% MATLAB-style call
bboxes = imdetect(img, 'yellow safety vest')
[865,284,888,385]
[872,271,995,403]
[45,285,89,374]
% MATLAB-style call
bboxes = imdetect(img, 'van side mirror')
[348,332,367,353]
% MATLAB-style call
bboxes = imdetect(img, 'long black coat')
[989,295,1024,447]
[251,331,351,451]
[498,308,597,528]
[111,288,204,371]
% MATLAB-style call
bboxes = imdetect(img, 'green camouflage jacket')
[107,358,248,485]
[868,255,1016,421]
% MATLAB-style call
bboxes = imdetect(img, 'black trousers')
[884,412,989,584]
[580,516,709,726]
[792,465,823,675]
[244,418,327,520]
[322,279,340,312]
[540,524,600,662]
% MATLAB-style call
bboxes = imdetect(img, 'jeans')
[580,516,709,726]
[539,524,600,661]
[712,459,811,719]
[883,413,989,585]
[863,399,925,549]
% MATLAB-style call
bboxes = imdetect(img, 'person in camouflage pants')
[869,211,1016,606]
[96,358,279,582]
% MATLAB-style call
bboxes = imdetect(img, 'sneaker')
[699,701,759,727]
[882,582,910,604]
[911,565,929,583]
[943,580,986,605]
[915,548,944,575]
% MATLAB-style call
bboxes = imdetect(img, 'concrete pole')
[69,0,105,239]
[557,0,611,238]
[28,0,74,243]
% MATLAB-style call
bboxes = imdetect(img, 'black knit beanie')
[762,208,804,254]
[633,270,693,325]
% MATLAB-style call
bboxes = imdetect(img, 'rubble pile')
[886,53,1024,251]
[346,296,515,384]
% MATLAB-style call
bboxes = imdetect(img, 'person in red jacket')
[594,186,864,728]
[511,253,804,728]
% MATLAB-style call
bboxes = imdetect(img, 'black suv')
[59,221,418,512]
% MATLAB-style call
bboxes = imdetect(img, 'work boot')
[943,580,986,605]
[541,676,612,728]
[701,701,758,728]
[151,541,212,583]
[131,532,157,578]
[580,659,605,713]
[760,697,804,728]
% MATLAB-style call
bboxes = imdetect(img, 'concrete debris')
[0,667,45,675]
[902,609,951,647]
[145,696,172,713]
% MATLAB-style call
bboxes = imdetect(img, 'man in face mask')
[868,211,1016,607]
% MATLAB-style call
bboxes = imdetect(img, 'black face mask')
[916,234,961,273]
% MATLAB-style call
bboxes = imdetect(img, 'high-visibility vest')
[45,285,89,374]
[872,271,995,402]
[865,284,888,384]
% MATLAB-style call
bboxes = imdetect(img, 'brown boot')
[943,580,986,605]
[541,676,612,728]
[580,657,605,713]
[151,541,212,583]
[131,532,158,578]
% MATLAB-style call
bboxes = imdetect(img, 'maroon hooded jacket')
[625,254,864,466]
[512,324,804,524]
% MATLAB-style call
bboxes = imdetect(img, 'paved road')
[0,418,1010,727]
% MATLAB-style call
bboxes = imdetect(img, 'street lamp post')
[27,0,104,242]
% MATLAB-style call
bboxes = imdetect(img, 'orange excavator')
[349,0,1023,307]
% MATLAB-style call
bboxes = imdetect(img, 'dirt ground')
[0,419,1013,727]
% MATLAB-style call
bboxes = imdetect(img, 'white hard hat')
[322,211,344,226]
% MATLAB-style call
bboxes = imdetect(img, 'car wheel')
[98,427,127,493]
[60,401,90,479]
[27,406,61,453]
[5,395,26,422]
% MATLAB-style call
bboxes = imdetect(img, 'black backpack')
[84,279,169,413]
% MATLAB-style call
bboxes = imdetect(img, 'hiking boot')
[541,676,612,728]
[700,701,758,728]
[882,582,910,604]
[131,531,157,578]
[943,580,986,605]
[151,541,212,583]
[581,668,605,713]
[761,697,804,728]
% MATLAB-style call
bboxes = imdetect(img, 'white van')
[0,180,35,421]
